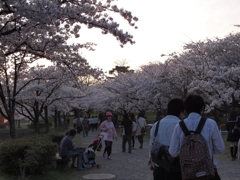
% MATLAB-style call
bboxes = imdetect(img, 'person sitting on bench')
[59,129,88,171]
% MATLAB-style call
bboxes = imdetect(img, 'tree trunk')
[44,106,49,133]
[17,120,21,128]
[54,109,58,128]
[9,116,16,140]
[57,111,61,126]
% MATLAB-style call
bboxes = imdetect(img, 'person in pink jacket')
[99,112,117,160]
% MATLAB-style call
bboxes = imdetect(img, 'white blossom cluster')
[79,32,240,116]
[0,0,138,137]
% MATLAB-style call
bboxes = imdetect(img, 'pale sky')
[73,0,240,73]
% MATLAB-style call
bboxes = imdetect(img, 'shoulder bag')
[137,120,146,134]
[232,117,240,135]
[150,121,181,172]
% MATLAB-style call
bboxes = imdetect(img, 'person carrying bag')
[149,98,184,180]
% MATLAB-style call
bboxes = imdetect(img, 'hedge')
[0,134,58,179]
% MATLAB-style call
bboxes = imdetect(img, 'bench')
[56,153,71,169]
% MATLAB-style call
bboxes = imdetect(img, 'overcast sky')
[72,0,240,72]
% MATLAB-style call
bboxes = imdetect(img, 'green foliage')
[48,132,65,146]
[0,123,6,129]
[0,135,58,179]
[26,123,53,129]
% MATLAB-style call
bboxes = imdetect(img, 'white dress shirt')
[169,112,225,166]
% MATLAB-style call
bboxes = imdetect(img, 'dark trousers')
[122,134,132,153]
[137,135,143,147]
[210,168,221,180]
[154,167,221,180]
[103,141,113,157]
[132,135,135,147]
[153,166,182,180]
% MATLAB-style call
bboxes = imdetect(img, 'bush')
[0,123,6,129]
[0,135,58,179]
[26,123,53,129]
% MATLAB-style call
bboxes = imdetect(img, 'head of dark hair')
[129,113,136,121]
[138,112,144,118]
[167,98,184,116]
[184,94,205,115]
[69,129,76,136]
[156,111,162,117]
[123,113,129,119]
[228,109,238,120]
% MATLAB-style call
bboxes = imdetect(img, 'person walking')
[169,94,225,180]
[120,112,133,153]
[66,118,70,127]
[130,113,137,149]
[99,111,117,160]
[149,98,184,180]
[59,129,88,171]
[135,112,147,149]
[226,109,240,161]
[153,111,162,124]
[82,116,90,137]
[76,117,82,133]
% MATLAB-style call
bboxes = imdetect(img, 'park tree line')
[0,1,239,140]
[80,32,240,121]
[0,0,138,139]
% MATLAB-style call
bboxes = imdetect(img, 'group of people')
[72,116,99,137]
[148,94,233,180]
[59,93,238,179]
[98,111,147,159]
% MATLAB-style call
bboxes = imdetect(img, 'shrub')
[0,135,58,179]
[51,134,65,146]
[26,123,53,129]
[0,123,6,129]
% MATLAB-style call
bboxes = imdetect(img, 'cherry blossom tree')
[82,32,240,120]
[183,33,240,117]
[16,65,81,133]
[0,0,138,139]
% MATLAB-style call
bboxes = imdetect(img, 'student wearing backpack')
[149,98,184,180]
[169,94,225,180]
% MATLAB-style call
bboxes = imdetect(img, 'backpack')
[179,117,215,180]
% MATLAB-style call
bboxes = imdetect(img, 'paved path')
[75,130,240,180]
[77,129,152,180]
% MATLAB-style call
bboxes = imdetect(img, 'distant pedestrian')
[67,118,70,127]
[226,109,240,161]
[130,113,137,149]
[120,112,133,153]
[135,112,147,149]
[76,117,82,133]
[153,111,162,124]
[82,116,89,137]
[73,117,77,128]
[94,116,99,130]
[111,114,118,128]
